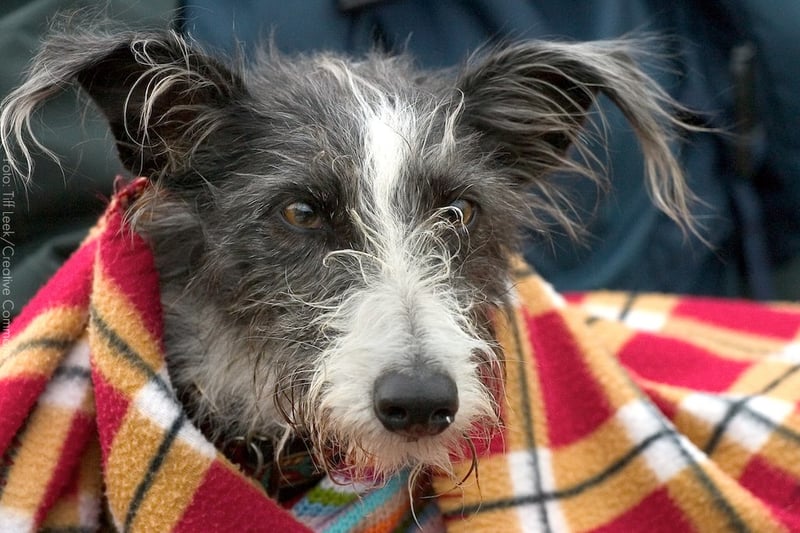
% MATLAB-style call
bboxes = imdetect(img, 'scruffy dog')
[0,27,694,485]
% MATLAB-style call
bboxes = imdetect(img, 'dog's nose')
[373,370,458,438]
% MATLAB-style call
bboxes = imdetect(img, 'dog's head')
[1,28,695,480]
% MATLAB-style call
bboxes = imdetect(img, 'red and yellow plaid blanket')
[1,179,799,532]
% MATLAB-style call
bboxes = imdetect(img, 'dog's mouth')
[399,422,453,443]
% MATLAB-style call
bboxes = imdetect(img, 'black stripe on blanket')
[507,301,553,533]
[89,307,173,398]
[124,412,186,532]
[0,411,33,501]
[705,363,800,455]
[0,337,73,370]
[89,307,188,532]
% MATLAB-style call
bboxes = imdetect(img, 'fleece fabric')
[1,178,799,532]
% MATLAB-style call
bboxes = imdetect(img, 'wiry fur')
[1,22,697,486]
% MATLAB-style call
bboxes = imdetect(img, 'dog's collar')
[219,436,325,503]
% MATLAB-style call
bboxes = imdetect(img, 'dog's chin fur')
[0,21,698,484]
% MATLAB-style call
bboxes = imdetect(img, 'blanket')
[1,178,799,532]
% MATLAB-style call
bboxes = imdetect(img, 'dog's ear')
[1,29,247,180]
[455,40,696,231]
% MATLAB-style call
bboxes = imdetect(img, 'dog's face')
[1,28,693,480]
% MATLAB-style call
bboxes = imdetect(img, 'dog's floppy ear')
[455,40,696,231]
[1,28,247,180]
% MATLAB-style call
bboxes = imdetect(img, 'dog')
[0,25,695,488]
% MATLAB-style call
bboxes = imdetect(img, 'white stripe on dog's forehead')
[365,113,408,207]
[364,107,412,210]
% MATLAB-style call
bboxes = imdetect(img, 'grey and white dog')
[1,26,695,483]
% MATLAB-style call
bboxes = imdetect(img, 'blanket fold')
[1,179,799,532]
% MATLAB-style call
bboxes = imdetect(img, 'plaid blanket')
[1,179,799,532]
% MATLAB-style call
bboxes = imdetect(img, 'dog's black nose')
[373,370,458,438]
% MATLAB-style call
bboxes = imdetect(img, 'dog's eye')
[282,202,324,230]
[443,199,478,228]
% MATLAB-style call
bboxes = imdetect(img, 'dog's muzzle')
[373,370,458,439]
